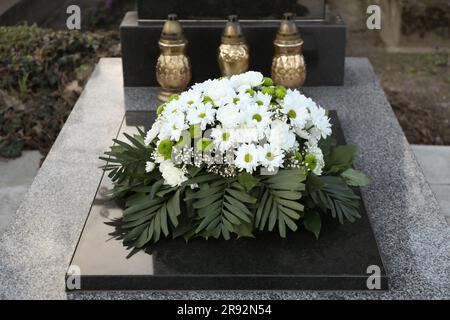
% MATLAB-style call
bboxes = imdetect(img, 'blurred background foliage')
[0,25,120,157]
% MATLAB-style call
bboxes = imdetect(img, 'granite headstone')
[137,0,326,20]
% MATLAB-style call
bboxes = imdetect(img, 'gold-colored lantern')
[271,13,306,88]
[218,15,249,77]
[156,14,192,102]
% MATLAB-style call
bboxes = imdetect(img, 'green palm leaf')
[100,129,153,197]
[121,179,182,248]
[309,175,361,224]
[191,179,257,240]
[256,168,306,237]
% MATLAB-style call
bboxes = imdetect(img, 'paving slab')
[412,144,450,221]
[0,58,448,299]
[0,151,41,233]
[428,184,450,217]
[411,145,450,185]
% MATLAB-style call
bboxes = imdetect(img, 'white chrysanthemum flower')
[159,160,188,187]
[281,90,309,129]
[211,126,234,152]
[190,79,212,94]
[234,143,259,173]
[283,89,301,104]
[179,89,202,107]
[234,127,260,144]
[285,90,316,110]
[309,104,331,138]
[244,71,264,87]
[160,112,188,141]
[229,74,246,91]
[203,79,236,106]
[146,75,331,175]
[216,104,242,128]
[186,102,216,130]
[258,144,284,172]
[235,84,251,94]
[293,126,310,140]
[306,126,323,144]
[145,121,162,145]
[281,103,308,129]
[305,142,325,175]
[231,71,264,89]
[267,119,296,151]
[145,161,155,173]
[242,104,272,132]
[229,73,243,89]
[161,99,190,120]
[254,91,272,108]
[236,91,254,104]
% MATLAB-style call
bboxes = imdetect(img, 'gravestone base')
[120,10,346,88]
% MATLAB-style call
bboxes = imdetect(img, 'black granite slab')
[120,11,346,87]
[137,0,326,20]
[66,111,387,291]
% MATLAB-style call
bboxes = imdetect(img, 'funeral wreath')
[101,71,370,250]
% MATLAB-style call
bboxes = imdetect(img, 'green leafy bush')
[0,24,120,158]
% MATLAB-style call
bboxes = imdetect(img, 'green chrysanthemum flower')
[263,77,273,86]
[274,85,286,99]
[158,139,174,160]
[261,86,275,96]
[305,153,317,170]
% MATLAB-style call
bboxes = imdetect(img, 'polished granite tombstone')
[137,0,326,20]
[121,0,345,87]
[120,11,346,87]
[66,111,387,291]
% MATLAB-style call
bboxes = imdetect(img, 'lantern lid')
[274,13,303,46]
[222,15,246,45]
[160,14,187,44]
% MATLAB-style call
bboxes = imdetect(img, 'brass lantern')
[271,13,306,88]
[156,14,192,102]
[218,15,249,77]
